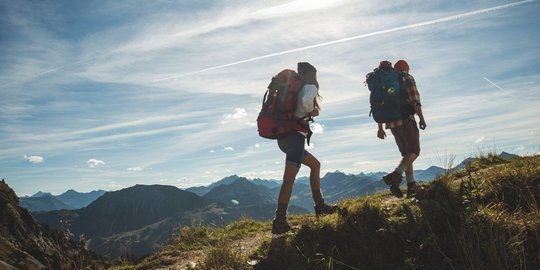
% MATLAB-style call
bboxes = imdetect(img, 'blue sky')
[1,0,539,196]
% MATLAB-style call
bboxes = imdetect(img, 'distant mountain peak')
[500,151,519,159]
[324,170,346,177]
[31,191,53,198]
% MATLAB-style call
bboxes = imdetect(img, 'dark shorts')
[277,132,310,167]
[390,119,420,157]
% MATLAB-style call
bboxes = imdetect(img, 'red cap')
[394,60,409,72]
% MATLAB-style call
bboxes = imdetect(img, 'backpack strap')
[261,89,269,106]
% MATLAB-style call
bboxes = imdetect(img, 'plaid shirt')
[385,73,421,129]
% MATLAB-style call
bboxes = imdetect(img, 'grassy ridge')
[117,154,540,270]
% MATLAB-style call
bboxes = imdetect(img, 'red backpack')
[257,69,309,139]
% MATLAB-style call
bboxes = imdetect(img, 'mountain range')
[19,189,106,212]
[25,152,519,259]
[22,163,456,258]
[26,172,394,258]
[32,179,312,259]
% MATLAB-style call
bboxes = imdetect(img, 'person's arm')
[406,75,427,130]
[377,123,386,139]
[415,104,426,130]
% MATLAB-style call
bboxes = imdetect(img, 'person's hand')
[419,119,427,130]
[377,128,386,139]
[309,108,319,117]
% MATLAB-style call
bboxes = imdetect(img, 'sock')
[275,203,288,221]
[395,159,407,175]
[395,165,406,175]
[311,189,324,206]
[406,174,415,184]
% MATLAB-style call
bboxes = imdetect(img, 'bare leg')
[277,164,300,206]
[302,153,321,190]
[303,154,327,206]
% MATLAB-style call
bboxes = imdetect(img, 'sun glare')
[256,0,343,17]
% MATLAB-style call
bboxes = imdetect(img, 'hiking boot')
[314,203,339,218]
[271,219,292,234]
[383,171,403,198]
[407,181,424,197]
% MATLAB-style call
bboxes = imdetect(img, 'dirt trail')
[147,231,271,270]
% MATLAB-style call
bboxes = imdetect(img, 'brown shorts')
[390,119,420,157]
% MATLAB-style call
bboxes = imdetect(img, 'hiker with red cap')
[378,60,426,197]
[365,59,427,197]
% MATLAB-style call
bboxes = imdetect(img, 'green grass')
[253,154,539,270]
[110,218,270,270]
[114,154,540,270]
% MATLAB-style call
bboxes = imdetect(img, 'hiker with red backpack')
[366,60,426,198]
[257,62,337,234]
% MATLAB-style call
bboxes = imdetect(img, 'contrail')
[483,77,508,93]
[153,0,534,82]
[0,58,91,89]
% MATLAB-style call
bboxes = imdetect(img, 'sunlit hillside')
[113,154,540,270]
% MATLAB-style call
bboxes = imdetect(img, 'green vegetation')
[115,154,540,270]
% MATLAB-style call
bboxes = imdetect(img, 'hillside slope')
[0,180,107,270]
[115,154,539,270]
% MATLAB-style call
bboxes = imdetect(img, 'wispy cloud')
[224,108,248,120]
[151,0,535,81]
[2,0,539,194]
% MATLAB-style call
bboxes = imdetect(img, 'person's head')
[379,60,392,70]
[394,60,410,73]
[297,62,318,86]
[297,62,321,109]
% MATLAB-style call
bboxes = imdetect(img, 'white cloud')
[311,123,325,134]
[106,181,124,190]
[224,146,235,151]
[87,159,106,168]
[254,143,260,148]
[355,161,372,166]
[475,134,486,144]
[255,0,346,17]
[23,155,44,164]
[225,108,247,120]
[127,167,143,171]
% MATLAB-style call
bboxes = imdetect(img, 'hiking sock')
[406,174,415,184]
[275,203,288,221]
[395,159,408,175]
[311,189,324,206]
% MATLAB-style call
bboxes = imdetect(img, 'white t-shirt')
[294,84,317,119]
[294,84,318,136]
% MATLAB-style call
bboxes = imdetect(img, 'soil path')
[145,231,271,270]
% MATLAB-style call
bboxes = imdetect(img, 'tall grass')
[253,154,539,270]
